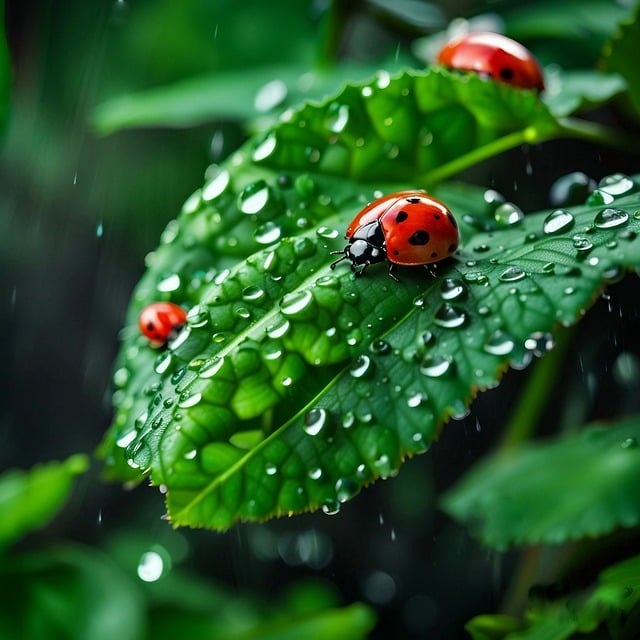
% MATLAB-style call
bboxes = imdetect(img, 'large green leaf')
[466,553,640,640]
[0,455,89,550]
[442,416,640,550]
[99,65,640,530]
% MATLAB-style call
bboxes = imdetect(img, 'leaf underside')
[99,65,640,531]
[442,416,640,550]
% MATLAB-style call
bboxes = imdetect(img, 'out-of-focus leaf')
[466,554,640,639]
[442,416,640,550]
[602,2,640,121]
[0,544,145,640]
[0,0,11,133]
[542,69,627,117]
[0,455,89,550]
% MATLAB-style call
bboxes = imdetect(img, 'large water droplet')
[350,354,374,378]
[116,429,137,449]
[483,330,515,356]
[598,173,636,197]
[494,202,524,226]
[419,355,453,377]
[157,273,181,292]
[303,408,329,436]
[433,303,467,328]
[266,318,290,338]
[199,356,225,379]
[255,221,282,244]
[202,169,230,202]
[499,266,526,282]
[186,305,209,328]
[594,208,629,229]
[440,278,466,301]
[524,331,555,356]
[281,289,313,316]
[543,209,575,235]
[242,285,265,302]
[370,339,391,355]
[335,477,359,503]
[239,181,271,215]
[549,172,594,207]
[252,131,277,162]
[155,352,173,375]
[322,499,341,515]
[178,392,202,409]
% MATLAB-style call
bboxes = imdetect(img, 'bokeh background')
[2,1,640,637]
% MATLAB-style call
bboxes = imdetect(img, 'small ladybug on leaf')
[330,191,459,281]
[139,302,187,348]
[437,32,545,92]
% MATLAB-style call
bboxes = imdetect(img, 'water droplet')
[242,285,265,302]
[305,147,321,163]
[524,331,555,356]
[255,221,282,244]
[483,330,515,356]
[137,550,165,583]
[303,408,329,436]
[293,237,316,258]
[238,180,271,215]
[594,208,629,229]
[202,169,230,201]
[370,339,391,355]
[157,273,181,292]
[341,411,356,429]
[199,356,224,379]
[440,278,466,301]
[598,173,636,197]
[308,467,323,480]
[494,202,524,226]
[350,354,374,378]
[281,290,313,316]
[407,391,427,408]
[334,478,359,503]
[155,352,173,375]
[543,209,575,235]
[373,454,394,478]
[322,499,341,515]
[170,367,186,385]
[325,102,350,133]
[252,131,277,162]
[113,367,130,388]
[621,437,638,449]
[433,303,467,328]
[186,305,209,328]
[361,86,373,97]
[254,79,287,112]
[317,226,339,239]
[419,355,453,377]
[499,266,526,282]
[549,172,594,207]
[178,392,202,408]
[265,462,278,476]
[266,318,290,338]
[116,429,137,449]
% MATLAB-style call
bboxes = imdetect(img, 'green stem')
[423,117,640,187]
[498,327,574,451]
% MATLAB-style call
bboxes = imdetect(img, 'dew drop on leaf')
[254,79,287,113]
[308,467,322,480]
[242,285,265,302]
[254,221,282,244]
[178,392,202,409]
[325,102,350,133]
[202,169,230,202]
[483,330,515,356]
[303,408,329,436]
[370,339,391,355]
[252,131,278,162]
[238,180,271,215]
[266,318,290,338]
[199,355,225,379]
[407,391,427,408]
[350,354,374,378]
[572,236,593,254]
[419,355,453,377]
[155,352,173,375]
[621,437,638,449]
[322,499,341,515]
[549,172,594,207]
[594,208,629,229]
[265,462,278,476]
[116,429,137,449]
[433,303,467,328]
[335,478,359,503]
[494,202,524,226]
[186,306,209,328]
[440,278,466,301]
[598,173,637,197]
[341,411,356,429]
[317,226,340,239]
[543,208,575,235]
[280,290,313,316]
[157,273,181,292]
[524,331,555,356]
[499,266,526,282]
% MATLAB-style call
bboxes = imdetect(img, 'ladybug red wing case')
[139,302,187,347]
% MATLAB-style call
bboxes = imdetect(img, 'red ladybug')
[138,302,187,347]
[437,32,545,92]
[330,191,459,280]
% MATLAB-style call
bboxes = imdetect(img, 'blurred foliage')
[3,0,640,639]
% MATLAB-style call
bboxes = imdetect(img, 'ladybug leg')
[423,264,438,278]
[387,263,400,282]
[330,251,349,270]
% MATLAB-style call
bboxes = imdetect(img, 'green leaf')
[602,1,640,121]
[442,416,640,550]
[542,69,627,118]
[99,65,640,531]
[0,544,145,640]
[466,554,640,640]
[91,61,410,135]
[0,455,89,550]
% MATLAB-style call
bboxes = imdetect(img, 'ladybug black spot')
[500,67,514,80]
[147,321,155,331]
[433,213,441,220]
[408,230,430,246]
[395,211,409,223]
[394,249,400,256]
[430,252,438,258]
[448,243,457,253]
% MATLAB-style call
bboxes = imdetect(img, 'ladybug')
[437,32,545,92]
[330,191,459,280]
[138,302,187,347]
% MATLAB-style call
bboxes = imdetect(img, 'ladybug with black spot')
[138,302,187,347]
[437,32,545,92]
[330,190,459,280]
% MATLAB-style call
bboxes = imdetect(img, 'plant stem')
[423,117,640,187]
[316,0,349,69]
[498,327,574,451]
